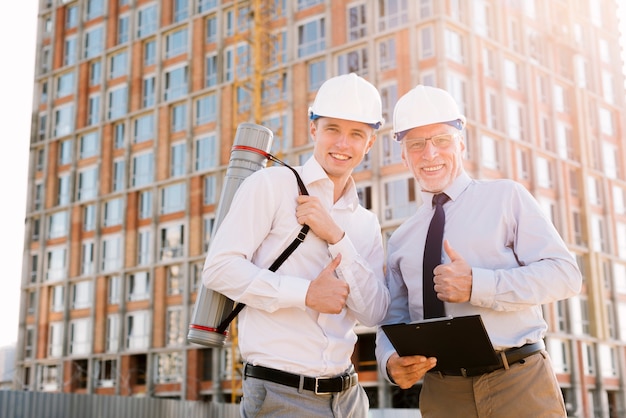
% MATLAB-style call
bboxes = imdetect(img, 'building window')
[101,235,122,272]
[81,241,95,275]
[66,5,78,28]
[269,31,287,67]
[30,254,39,283]
[383,177,417,221]
[200,174,217,205]
[170,142,187,177]
[84,26,104,59]
[160,224,185,260]
[59,139,72,165]
[195,135,217,171]
[108,85,128,120]
[134,113,155,143]
[72,281,92,310]
[382,132,402,166]
[83,204,96,231]
[378,0,408,31]
[167,265,184,296]
[104,198,123,227]
[165,27,188,58]
[308,60,326,91]
[378,38,396,71]
[64,36,77,66]
[126,311,150,350]
[337,47,368,76]
[128,272,150,301]
[164,66,188,101]
[46,248,67,282]
[118,14,130,44]
[112,159,125,192]
[143,76,155,107]
[88,95,101,126]
[153,352,183,383]
[110,51,128,78]
[48,322,64,357]
[56,71,75,98]
[86,0,104,20]
[132,152,155,187]
[106,314,120,352]
[173,0,189,22]
[535,157,553,189]
[138,229,152,266]
[548,339,570,373]
[88,61,101,86]
[347,4,367,41]
[137,4,158,38]
[50,285,64,313]
[24,327,35,359]
[69,318,91,355]
[38,364,59,392]
[506,99,524,141]
[205,54,218,87]
[94,358,117,388]
[205,15,217,43]
[48,211,69,239]
[78,167,98,201]
[196,94,217,125]
[481,135,499,170]
[204,216,215,251]
[191,261,203,292]
[108,275,121,304]
[54,104,75,137]
[171,103,187,133]
[160,183,186,214]
[297,17,325,58]
[139,190,153,219]
[144,39,156,66]
[57,173,71,206]
[114,123,126,149]
[198,0,218,13]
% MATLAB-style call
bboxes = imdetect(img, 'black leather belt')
[434,340,545,377]
[244,363,358,394]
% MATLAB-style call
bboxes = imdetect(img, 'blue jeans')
[240,374,369,417]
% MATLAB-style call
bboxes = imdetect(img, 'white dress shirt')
[376,172,582,379]
[203,156,389,377]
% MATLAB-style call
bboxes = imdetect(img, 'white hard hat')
[309,73,384,129]
[393,85,466,141]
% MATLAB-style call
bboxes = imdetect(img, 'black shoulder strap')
[216,157,309,333]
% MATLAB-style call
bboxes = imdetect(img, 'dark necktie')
[423,193,450,319]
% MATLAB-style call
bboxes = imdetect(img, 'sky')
[0,3,625,349]
[0,1,38,347]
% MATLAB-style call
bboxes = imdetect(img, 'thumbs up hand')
[305,254,350,314]
[432,240,473,303]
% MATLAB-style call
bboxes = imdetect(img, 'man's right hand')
[386,352,437,389]
[305,254,349,314]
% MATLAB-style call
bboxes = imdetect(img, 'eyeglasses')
[403,133,458,152]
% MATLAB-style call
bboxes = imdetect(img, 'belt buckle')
[314,377,329,395]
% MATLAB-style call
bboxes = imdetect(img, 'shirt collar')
[301,156,360,211]
[420,171,471,205]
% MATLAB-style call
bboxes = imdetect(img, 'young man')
[203,73,390,417]
[376,85,582,417]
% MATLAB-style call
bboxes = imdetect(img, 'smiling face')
[401,122,465,193]
[310,117,376,189]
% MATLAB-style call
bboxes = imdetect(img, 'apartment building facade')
[17,0,626,416]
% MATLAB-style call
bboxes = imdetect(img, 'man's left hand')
[433,240,472,303]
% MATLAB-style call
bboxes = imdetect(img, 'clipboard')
[381,315,500,372]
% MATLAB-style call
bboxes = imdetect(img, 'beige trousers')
[420,351,567,418]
